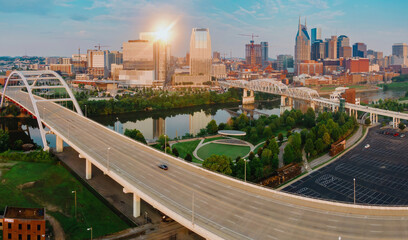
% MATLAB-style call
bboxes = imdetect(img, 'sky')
[1,0,408,58]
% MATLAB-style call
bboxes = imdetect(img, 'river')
[2,88,405,148]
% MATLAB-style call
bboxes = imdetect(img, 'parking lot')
[283,126,408,205]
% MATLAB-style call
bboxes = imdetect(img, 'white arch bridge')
[219,79,408,127]
[2,71,408,239]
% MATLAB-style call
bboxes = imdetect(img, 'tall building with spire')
[294,17,311,66]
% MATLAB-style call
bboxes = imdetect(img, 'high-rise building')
[327,36,338,59]
[245,41,262,66]
[189,28,212,76]
[392,43,408,58]
[87,49,110,78]
[353,43,367,58]
[261,42,269,67]
[213,51,221,60]
[337,35,350,58]
[311,28,321,44]
[294,17,311,66]
[340,46,352,59]
[277,55,294,70]
[311,40,325,61]
[122,40,154,71]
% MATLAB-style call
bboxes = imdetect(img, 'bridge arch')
[1,70,82,150]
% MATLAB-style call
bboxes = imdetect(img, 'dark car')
[158,164,168,170]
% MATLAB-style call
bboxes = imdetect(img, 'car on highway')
[365,144,370,149]
[401,134,406,138]
[394,133,400,137]
[158,164,168,170]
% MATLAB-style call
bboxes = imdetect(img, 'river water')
[2,89,405,147]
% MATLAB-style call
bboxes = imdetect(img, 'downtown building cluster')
[293,17,408,87]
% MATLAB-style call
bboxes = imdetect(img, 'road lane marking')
[273,228,285,233]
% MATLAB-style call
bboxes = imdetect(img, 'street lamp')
[71,190,77,219]
[353,178,356,204]
[87,227,93,240]
[164,135,167,154]
[107,147,111,172]
[84,104,87,117]
[244,159,248,182]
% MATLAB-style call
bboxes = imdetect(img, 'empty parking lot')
[283,126,408,205]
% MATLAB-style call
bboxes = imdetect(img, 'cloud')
[70,14,89,21]
[0,0,53,15]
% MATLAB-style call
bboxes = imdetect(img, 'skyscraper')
[261,42,269,67]
[327,36,338,59]
[245,41,262,66]
[353,43,367,58]
[311,28,321,44]
[294,17,311,65]
[189,28,212,76]
[337,35,350,58]
[392,43,408,58]
[311,40,325,60]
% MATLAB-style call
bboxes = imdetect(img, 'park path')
[278,142,287,168]
[192,138,205,161]
[45,213,65,240]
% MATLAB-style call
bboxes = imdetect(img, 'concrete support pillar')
[375,114,378,124]
[243,89,248,97]
[133,193,141,218]
[250,90,254,97]
[355,110,358,119]
[310,101,316,111]
[56,135,64,152]
[281,96,286,106]
[85,159,92,180]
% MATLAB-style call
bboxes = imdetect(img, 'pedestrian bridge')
[2,71,408,240]
[220,79,408,127]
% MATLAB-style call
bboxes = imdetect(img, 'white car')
[365,144,370,149]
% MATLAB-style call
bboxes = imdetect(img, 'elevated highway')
[2,72,408,239]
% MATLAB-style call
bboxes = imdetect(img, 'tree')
[158,134,170,148]
[206,120,218,134]
[172,147,179,157]
[248,151,255,161]
[261,148,273,165]
[202,155,233,175]
[286,116,295,128]
[124,129,147,144]
[184,153,193,162]
[287,130,292,138]
[0,129,10,152]
[267,138,280,156]
[263,127,273,138]
[283,144,295,165]
[278,133,284,142]
[399,122,406,131]
[323,132,331,145]
[304,138,315,159]
[365,118,371,125]
[315,138,325,153]
[304,108,316,128]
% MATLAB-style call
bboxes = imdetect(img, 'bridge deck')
[3,90,408,240]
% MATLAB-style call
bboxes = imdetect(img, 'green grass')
[172,140,200,162]
[197,143,250,160]
[0,160,130,240]
[380,82,408,91]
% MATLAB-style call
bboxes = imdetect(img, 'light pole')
[84,104,87,117]
[164,135,167,154]
[353,178,356,204]
[71,190,77,219]
[87,227,93,240]
[244,159,247,182]
[107,147,111,172]
[192,192,195,225]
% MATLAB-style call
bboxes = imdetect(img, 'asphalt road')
[5,90,408,240]
[284,126,408,206]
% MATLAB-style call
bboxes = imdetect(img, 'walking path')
[193,137,255,161]
[278,142,288,168]
[45,213,65,240]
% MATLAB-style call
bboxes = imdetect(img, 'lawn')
[197,143,250,160]
[171,140,201,162]
[0,159,130,240]
[380,82,408,91]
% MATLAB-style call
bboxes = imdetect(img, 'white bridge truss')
[0,70,83,150]
[219,79,320,101]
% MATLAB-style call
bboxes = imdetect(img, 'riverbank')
[314,84,381,95]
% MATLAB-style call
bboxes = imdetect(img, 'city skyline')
[1,0,408,58]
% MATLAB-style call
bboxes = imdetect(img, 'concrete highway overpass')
[2,71,408,239]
